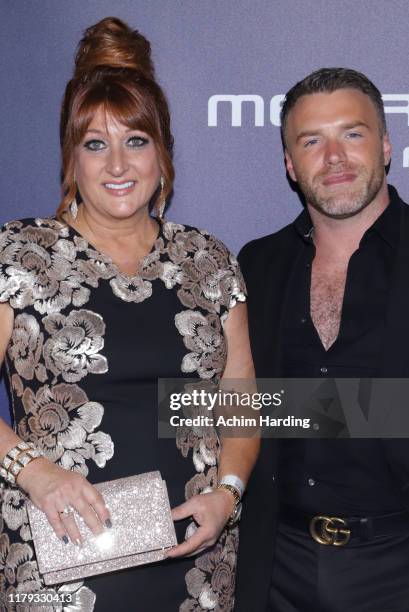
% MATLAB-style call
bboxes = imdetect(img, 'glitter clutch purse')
[26,471,177,585]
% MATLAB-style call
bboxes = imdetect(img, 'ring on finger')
[59,505,74,516]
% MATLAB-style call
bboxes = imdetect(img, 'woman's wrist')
[218,474,245,498]
[0,440,44,487]
[215,483,242,526]
[16,456,51,492]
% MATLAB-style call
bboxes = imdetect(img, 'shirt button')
[301,318,307,324]
[320,366,328,374]
[308,478,316,486]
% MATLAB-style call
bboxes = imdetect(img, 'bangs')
[69,80,160,145]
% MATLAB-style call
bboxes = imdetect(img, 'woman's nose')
[106,147,129,176]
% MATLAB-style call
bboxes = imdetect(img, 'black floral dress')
[0,217,246,611]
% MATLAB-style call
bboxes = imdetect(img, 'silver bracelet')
[0,441,43,485]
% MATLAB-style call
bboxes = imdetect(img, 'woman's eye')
[84,139,106,151]
[127,135,149,148]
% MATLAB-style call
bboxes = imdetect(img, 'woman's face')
[73,107,161,221]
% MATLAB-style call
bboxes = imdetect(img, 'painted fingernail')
[74,538,83,547]
[62,535,69,545]
[105,518,112,528]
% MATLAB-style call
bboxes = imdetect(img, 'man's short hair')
[280,67,387,145]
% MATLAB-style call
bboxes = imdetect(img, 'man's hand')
[167,490,235,557]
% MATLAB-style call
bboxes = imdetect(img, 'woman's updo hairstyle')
[58,17,174,217]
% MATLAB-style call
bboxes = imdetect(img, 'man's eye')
[84,139,106,151]
[304,138,319,147]
[347,132,362,139]
[127,136,149,147]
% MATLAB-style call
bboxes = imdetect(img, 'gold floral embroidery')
[0,226,84,315]
[7,315,46,382]
[164,226,246,314]
[18,383,114,476]
[177,421,219,473]
[75,246,117,287]
[185,467,218,499]
[0,220,125,315]
[160,261,184,289]
[43,310,108,383]
[0,273,20,305]
[181,531,237,612]
[110,275,153,303]
[1,490,31,542]
[175,311,226,379]
[0,535,34,589]
[10,375,24,399]
[139,243,166,280]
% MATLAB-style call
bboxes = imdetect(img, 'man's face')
[284,88,391,219]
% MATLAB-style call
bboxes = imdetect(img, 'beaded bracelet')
[0,441,43,485]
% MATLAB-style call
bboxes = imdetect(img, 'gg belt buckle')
[309,515,351,546]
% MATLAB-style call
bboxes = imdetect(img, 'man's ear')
[285,150,297,182]
[382,132,392,167]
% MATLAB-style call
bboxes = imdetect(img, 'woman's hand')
[167,489,235,558]
[17,457,111,545]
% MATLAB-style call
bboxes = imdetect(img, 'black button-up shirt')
[279,194,405,515]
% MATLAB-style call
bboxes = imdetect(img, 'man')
[235,68,409,611]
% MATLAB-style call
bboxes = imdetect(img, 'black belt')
[279,504,409,546]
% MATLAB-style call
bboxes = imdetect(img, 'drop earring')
[70,197,78,220]
[158,176,166,219]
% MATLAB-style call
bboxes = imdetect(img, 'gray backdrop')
[1,0,409,420]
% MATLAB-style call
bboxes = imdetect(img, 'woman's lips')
[322,173,356,186]
[103,181,136,196]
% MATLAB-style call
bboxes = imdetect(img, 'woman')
[0,17,258,611]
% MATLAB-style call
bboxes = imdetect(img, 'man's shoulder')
[238,221,297,264]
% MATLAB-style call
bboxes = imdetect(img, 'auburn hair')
[58,17,174,218]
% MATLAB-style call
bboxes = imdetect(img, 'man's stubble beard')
[295,153,386,220]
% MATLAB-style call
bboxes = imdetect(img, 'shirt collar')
[293,184,401,248]
[369,185,400,248]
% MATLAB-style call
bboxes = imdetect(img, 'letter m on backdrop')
[208,95,264,127]
[382,94,409,125]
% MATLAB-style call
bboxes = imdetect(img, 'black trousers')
[267,522,409,612]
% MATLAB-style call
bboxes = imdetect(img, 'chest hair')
[310,262,348,351]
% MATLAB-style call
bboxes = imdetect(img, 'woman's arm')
[217,301,260,487]
[0,302,111,544]
[0,303,24,454]
[168,302,260,557]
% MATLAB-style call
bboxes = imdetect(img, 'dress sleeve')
[205,232,247,317]
[224,250,247,310]
[0,221,23,307]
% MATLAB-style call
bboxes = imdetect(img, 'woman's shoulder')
[161,221,246,310]
[2,216,66,231]
[1,216,69,243]
[162,220,236,259]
